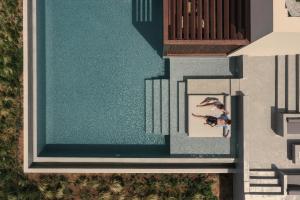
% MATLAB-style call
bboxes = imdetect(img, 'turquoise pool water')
[37,0,167,149]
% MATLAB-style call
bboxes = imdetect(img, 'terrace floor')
[241,55,300,169]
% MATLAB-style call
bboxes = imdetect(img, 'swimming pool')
[36,0,169,156]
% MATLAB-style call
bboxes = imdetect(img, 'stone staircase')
[249,169,282,195]
[145,79,169,135]
[276,55,300,112]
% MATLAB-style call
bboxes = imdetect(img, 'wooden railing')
[163,0,251,55]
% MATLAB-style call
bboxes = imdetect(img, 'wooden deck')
[163,0,250,56]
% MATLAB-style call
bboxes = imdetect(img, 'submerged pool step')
[145,79,170,135]
[153,80,161,134]
[145,80,153,133]
[135,0,152,22]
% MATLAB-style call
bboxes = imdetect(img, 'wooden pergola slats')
[223,0,230,39]
[197,0,203,40]
[190,0,196,39]
[163,0,251,55]
[203,0,209,39]
[216,0,223,40]
[170,0,176,39]
[210,0,216,40]
[237,0,243,39]
[183,0,189,39]
[177,0,183,39]
[164,0,250,41]
[230,0,236,39]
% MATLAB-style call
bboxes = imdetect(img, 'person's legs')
[200,97,219,104]
[197,102,216,107]
[223,130,231,138]
[192,113,207,119]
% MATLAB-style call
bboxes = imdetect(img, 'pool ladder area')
[145,79,170,135]
[135,0,153,22]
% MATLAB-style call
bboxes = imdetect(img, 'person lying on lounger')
[192,113,231,138]
[197,97,229,114]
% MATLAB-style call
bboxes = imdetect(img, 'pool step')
[145,80,153,133]
[153,80,161,133]
[135,0,152,22]
[145,79,169,135]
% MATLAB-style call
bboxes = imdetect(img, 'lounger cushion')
[188,95,225,138]
[187,79,230,95]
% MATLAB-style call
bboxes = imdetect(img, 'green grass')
[0,0,218,199]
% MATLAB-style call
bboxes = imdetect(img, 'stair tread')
[250,177,278,179]
[249,185,282,193]
[249,185,281,188]
[178,82,186,133]
[249,171,276,177]
[247,193,283,196]
[250,184,280,187]
[161,80,169,135]
[250,178,279,185]
[250,176,276,178]
[145,80,153,133]
[153,80,161,134]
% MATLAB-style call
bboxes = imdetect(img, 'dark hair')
[226,119,232,125]
[217,104,225,110]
